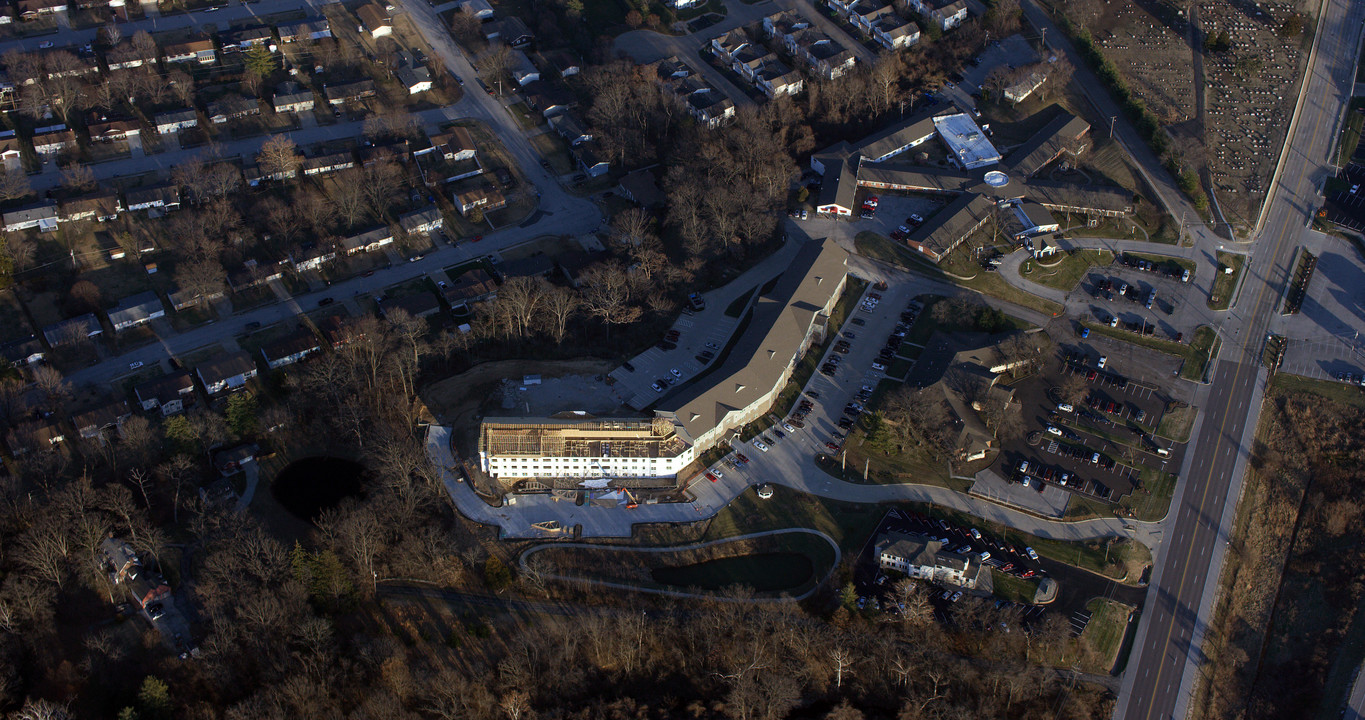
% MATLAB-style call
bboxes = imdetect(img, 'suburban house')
[548,113,592,147]
[31,129,76,156]
[196,351,258,395]
[134,371,197,415]
[301,151,355,176]
[425,126,478,161]
[508,50,540,86]
[153,109,198,134]
[17,0,67,19]
[1004,70,1049,104]
[207,96,260,124]
[223,26,274,52]
[904,0,968,30]
[71,401,132,440]
[107,291,165,331]
[3,203,58,232]
[227,260,283,292]
[324,79,377,105]
[290,244,336,272]
[839,0,919,50]
[399,206,444,236]
[521,82,575,117]
[59,191,121,223]
[167,284,224,311]
[573,144,609,178]
[6,419,65,454]
[260,331,323,369]
[876,533,985,589]
[674,76,734,129]
[356,3,392,37]
[100,537,173,613]
[454,186,506,216]
[87,119,140,143]
[618,170,664,208]
[0,336,45,366]
[319,315,364,349]
[0,135,22,163]
[42,313,102,346]
[104,40,158,69]
[277,17,333,43]
[339,226,394,255]
[654,55,691,80]
[125,185,181,213]
[214,444,258,475]
[484,16,532,46]
[163,38,217,64]
[442,268,498,309]
[536,50,580,78]
[456,0,494,19]
[710,30,752,65]
[273,86,316,113]
[741,54,803,98]
[789,29,858,79]
[395,65,433,94]
[381,292,442,320]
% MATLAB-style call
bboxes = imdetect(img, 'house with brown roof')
[87,119,140,143]
[134,371,197,415]
[454,185,506,216]
[356,3,392,37]
[442,268,498,309]
[260,331,322,369]
[163,37,216,64]
[71,400,132,440]
[32,129,76,157]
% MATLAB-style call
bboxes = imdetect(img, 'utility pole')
[1040,27,1047,49]
[1108,115,1117,138]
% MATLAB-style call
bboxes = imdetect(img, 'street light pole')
[1109,115,1117,138]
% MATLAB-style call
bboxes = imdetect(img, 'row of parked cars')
[1120,253,1192,283]
[884,509,1046,581]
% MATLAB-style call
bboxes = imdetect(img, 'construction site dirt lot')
[1052,0,1311,231]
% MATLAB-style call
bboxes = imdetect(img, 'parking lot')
[856,191,948,243]
[1078,256,1200,344]
[611,302,742,410]
[991,348,1181,506]
[1323,164,1365,232]
[1270,232,1365,385]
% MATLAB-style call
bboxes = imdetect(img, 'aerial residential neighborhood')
[0,0,1357,716]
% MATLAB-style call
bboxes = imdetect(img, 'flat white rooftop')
[934,113,1001,170]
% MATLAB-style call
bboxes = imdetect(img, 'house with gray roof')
[876,533,984,588]
[108,291,165,331]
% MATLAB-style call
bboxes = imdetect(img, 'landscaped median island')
[1018,248,1114,291]
[1082,322,1219,381]
[1207,251,1244,310]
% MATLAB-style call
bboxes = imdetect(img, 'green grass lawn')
[1018,249,1113,291]
[704,485,884,553]
[991,570,1039,604]
[853,232,1064,318]
[1081,598,1133,674]
[1208,252,1244,310]
[1069,466,1177,522]
[1082,322,1218,381]
[1337,100,1365,167]
[1157,402,1196,442]
[1270,373,1365,411]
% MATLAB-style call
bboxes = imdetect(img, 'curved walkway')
[517,528,841,602]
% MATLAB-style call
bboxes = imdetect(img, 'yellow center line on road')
[1138,24,1340,716]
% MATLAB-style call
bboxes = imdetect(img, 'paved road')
[1347,665,1365,720]
[1113,0,1365,717]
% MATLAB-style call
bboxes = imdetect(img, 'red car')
[472,235,483,242]
[705,472,719,482]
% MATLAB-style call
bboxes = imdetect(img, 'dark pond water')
[272,457,367,521]
[651,552,815,593]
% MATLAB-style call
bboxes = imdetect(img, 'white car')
[1097,356,1107,370]
[128,361,144,370]
[871,361,887,371]
[651,382,665,392]
[1057,403,1074,412]
[669,368,682,378]
[752,439,769,452]
[782,422,796,433]
[1046,425,1062,436]
[711,467,724,479]
[979,551,991,561]
[950,591,963,602]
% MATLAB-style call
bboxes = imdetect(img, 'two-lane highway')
[1115,0,1365,717]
